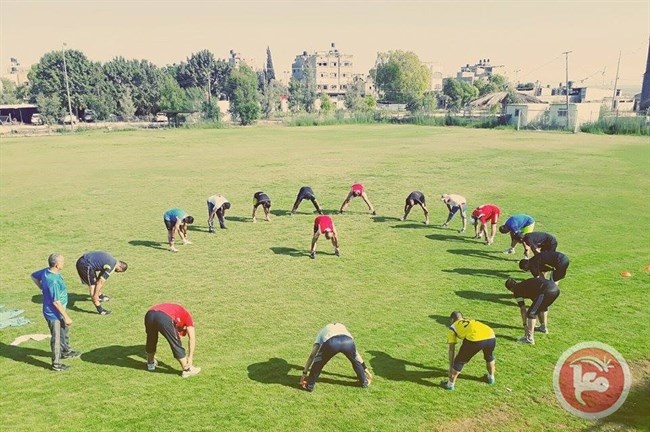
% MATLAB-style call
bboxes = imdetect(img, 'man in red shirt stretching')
[339,183,376,215]
[471,204,501,245]
[310,215,340,259]
[145,303,201,378]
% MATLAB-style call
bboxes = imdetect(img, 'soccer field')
[1,125,648,432]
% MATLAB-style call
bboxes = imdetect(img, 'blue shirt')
[504,214,534,234]
[41,269,68,321]
[164,208,188,223]
[31,268,48,289]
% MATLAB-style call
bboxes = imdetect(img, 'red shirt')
[472,204,501,224]
[149,303,194,335]
[351,183,364,194]
[314,215,334,233]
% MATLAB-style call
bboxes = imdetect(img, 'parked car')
[61,114,78,125]
[82,110,95,122]
[154,113,168,123]
[31,114,44,125]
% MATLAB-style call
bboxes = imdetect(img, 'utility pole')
[62,43,74,130]
[514,69,521,86]
[562,51,572,130]
[611,50,622,112]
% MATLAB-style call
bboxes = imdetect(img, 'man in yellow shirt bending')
[443,311,496,390]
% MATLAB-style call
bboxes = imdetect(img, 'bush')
[580,116,649,135]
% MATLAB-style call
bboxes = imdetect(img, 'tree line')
[0,48,514,125]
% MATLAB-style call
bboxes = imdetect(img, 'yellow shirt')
[447,319,495,344]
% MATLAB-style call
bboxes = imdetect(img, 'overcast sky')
[1,0,648,91]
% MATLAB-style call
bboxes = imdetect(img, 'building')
[291,43,354,97]
[456,59,502,84]
[424,62,443,91]
[228,50,256,69]
[504,103,549,127]
[548,102,601,128]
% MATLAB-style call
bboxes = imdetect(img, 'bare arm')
[252,203,258,222]
[53,300,72,326]
[186,326,196,366]
[360,192,374,212]
[339,192,353,212]
[310,230,320,252]
[302,343,320,375]
[448,343,456,379]
[332,229,340,249]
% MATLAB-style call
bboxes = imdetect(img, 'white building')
[424,62,443,91]
[504,103,549,127]
[292,43,355,97]
[548,102,601,128]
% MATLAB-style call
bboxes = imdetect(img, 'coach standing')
[145,303,201,378]
[76,251,128,315]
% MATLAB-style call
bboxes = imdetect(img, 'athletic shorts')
[453,338,496,372]
[449,204,467,215]
[145,310,186,359]
[551,257,570,281]
[164,218,175,231]
[527,288,560,318]
[520,223,535,235]
[75,257,96,286]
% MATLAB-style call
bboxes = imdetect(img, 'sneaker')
[371,210,376,216]
[425,220,429,225]
[334,249,340,257]
[99,294,110,302]
[442,380,455,390]
[183,239,192,245]
[442,223,448,228]
[52,363,70,372]
[486,374,495,385]
[182,366,201,378]
[518,336,535,345]
[504,248,515,254]
[458,228,466,233]
[61,350,81,359]
[147,359,158,371]
[309,251,315,260]
[208,227,214,233]
[97,307,111,315]
[535,325,549,334]
[170,246,179,253]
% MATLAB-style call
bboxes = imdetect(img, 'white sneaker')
[147,360,158,371]
[183,240,192,245]
[182,366,201,378]
[170,246,179,253]
[504,248,515,254]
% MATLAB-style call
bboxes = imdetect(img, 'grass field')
[1,125,649,432]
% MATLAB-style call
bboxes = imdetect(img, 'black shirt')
[523,232,557,253]
[254,191,271,205]
[510,278,558,306]
[528,251,569,277]
[406,191,425,205]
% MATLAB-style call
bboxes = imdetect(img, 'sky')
[1,0,648,92]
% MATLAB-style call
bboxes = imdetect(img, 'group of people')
[29,183,571,393]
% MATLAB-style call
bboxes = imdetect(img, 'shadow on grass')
[247,357,361,389]
[426,233,473,242]
[81,344,177,375]
[31,293,97,315]
[429,314,522,331]
[594,375,650,431]
[188,225,208,232]
[224,216,248,223]
[392,223,430,229]
[446,248,514,262]
[128,240,168,251]
[454,290,515,307]
[0,342,52,370]
[441,267,514,279]
[270,209,291,217]
[371,216,401,223]
[269,247,306,258]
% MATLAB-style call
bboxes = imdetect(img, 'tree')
[176,51,231,101]
[227,65,260,125]
[117,87,137,120]
[406,91,437,114]
[158,74,189,112]
[288,60,317,112]
[345,76,374,112]
[0,78,19,104]
[319,93,334,115]
[440,78,479,111]
[35,93,63,124]
[474,74,509,96]
[103,57,167,116]
[260,79,286,119]
[371,51,431,104]
[28,50,107,115]
[265,46,276,83]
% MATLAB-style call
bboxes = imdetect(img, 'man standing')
[402,191,429,224]
[339,183,376,215]
[300,323,372,392]
[498,214,535,254]
[518,232,557,257]
[443,311,496,390]
[207,194,231,233]
[440,193,468,233]
[505,277,560,343]
[144,303,201,378]
[519,251,570,283]
[75,251,128,315]
[290,186,324,215]
[471,204,501,245]
[163,208,194,252]
[310,215,340,259]
[38,253,80,371]
[252,191,272,223]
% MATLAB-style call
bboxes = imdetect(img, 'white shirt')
[446,194,466,207]
[207,195,229,208]
[314,323,353,344]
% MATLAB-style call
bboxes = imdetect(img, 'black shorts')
[164,218,175,231]
[528,287,560,318]
[543,240,558,252]
[453,338,496,371]
[75,257,96,286]
[145,310,186,359]
[552,257,570,281]
[297,187,316,202]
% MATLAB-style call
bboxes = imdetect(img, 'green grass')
[1,125,649,432]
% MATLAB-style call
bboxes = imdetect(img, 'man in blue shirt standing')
[36,253,80,371]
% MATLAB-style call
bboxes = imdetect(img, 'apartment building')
[291,43,354,97]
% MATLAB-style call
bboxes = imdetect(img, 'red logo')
[554,342,632,420]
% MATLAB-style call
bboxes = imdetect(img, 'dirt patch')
[429,404,518,432]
